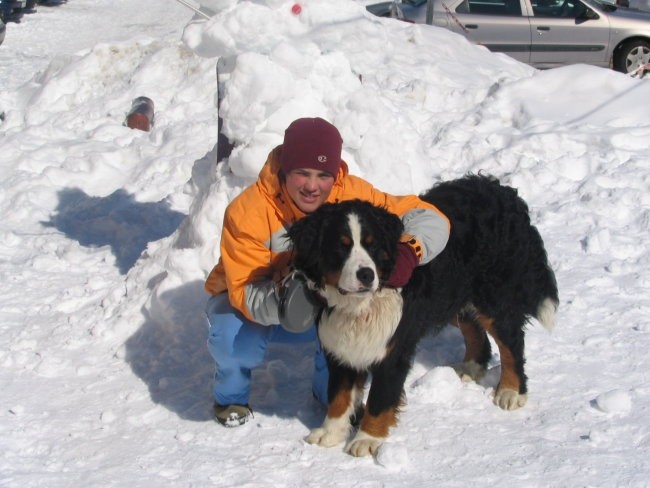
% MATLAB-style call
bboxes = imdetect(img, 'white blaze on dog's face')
[336,212,380,294]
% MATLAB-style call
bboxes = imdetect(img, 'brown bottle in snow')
[126,97,155,131]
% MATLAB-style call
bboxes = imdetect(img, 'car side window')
[456,0,523,15]
[531,0,589,17]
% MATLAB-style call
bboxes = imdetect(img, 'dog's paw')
[345,431,384,457]
[305,426,347,448]
[494,388,528,410]
[451,360,486,383]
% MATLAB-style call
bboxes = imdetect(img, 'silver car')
[367,0,650,75]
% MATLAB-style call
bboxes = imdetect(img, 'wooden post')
[216,57,235,162]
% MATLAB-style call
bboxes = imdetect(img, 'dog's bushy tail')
[533,239,559,331]
[536,297,558,331]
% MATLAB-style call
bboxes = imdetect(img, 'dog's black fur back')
[386,174,559,404]
[406,174,558,329]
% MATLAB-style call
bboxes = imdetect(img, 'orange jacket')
[205,145,450,325]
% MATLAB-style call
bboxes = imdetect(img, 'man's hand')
[278,271,323,333]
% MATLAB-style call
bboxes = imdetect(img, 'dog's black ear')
[368,204,404,275]
[286,212,326,280]
[378,206,404,248]
[362,202,403,249]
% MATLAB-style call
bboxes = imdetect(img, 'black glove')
[277,271,322,333]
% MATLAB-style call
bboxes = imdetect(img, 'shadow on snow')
[123,276,469,425]
[42,187,185,274]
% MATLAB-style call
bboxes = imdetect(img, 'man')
[205,117,450,427]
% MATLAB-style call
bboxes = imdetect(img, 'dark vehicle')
[0,0,27,22]
[367,0,650,75]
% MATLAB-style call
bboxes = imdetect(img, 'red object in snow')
[126,96,155,131]
[291,3,302,15]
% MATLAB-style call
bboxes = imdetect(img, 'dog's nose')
[356,267,375,287]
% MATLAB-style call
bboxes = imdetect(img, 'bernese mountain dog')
[287,174,559,457]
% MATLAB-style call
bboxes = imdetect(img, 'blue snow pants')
[205,293,329,406]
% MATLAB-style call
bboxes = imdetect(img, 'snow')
[1,0,650,486]
[595,389,633,414]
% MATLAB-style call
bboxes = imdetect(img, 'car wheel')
[614,40,650,75]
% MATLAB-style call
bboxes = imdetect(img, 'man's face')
[284,168,335,214]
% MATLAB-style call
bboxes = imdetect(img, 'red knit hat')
[280,117,343,177]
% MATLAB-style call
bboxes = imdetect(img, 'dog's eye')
[363,234,374,246]
[340,235,352,247]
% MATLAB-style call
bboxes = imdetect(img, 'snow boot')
[213,403,253,427]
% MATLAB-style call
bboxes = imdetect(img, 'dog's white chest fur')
[318,287,403,370]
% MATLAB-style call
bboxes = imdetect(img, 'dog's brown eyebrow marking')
[340,235,352,246]
[363,234,374,245]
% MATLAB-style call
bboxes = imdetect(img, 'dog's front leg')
[306,364,365,448]
[346,359,407,457]
[346,403,400,457]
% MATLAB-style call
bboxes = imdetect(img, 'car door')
[433,0,532,63]
[527,0,611,67]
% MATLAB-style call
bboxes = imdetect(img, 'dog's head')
[287,199,403,297]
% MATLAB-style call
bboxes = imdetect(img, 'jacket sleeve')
[386,195,450,265]
[346,177,450,265]
[219,207,281,325]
